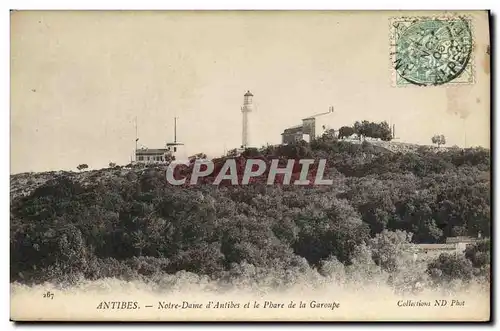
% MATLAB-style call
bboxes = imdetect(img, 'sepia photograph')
[9,9,491,322]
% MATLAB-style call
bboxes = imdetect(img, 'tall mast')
[174,117,177,143]
[463,118,467,148]
[134,116,138,161]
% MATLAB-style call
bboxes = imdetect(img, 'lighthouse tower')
[241,90,254,148]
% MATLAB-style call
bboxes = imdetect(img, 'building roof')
[244,90,253,97]
[302,111,333,120]
[416,244,457,250]
[166,142,184,147]
[136,148,169,155]
[445,236,477,244]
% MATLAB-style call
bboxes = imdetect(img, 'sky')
[10,10,491,174]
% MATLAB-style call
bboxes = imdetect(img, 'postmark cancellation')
[389,15,475,87]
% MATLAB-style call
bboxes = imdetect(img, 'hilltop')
[10,138,478,197]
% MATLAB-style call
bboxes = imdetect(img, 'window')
[138,156,143,161]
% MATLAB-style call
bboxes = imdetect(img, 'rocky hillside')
[10,138,490,286]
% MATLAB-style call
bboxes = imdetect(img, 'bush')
[426,253,474,285]
[369,230,413,273]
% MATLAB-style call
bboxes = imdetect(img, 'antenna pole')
[174,117,177,143]
[464,118,467,148]
[134,116,138,161]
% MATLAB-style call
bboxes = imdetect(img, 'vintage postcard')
[10,10,491,322]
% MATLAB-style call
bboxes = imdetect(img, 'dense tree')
[338,126,355,139]
[345,121,392,141]
[369,230,413,273]
[464,239,490,281]
[431,134,446,147]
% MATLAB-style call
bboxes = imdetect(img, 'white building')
[409,236,482,262]
[281,107,335,144]
[302,108,335,140]
[135,148,172,163]
[133,117,186,163]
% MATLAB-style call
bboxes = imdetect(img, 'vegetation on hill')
[10,134,491,292]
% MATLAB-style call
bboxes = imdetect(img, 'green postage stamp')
[390,15,475,87]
